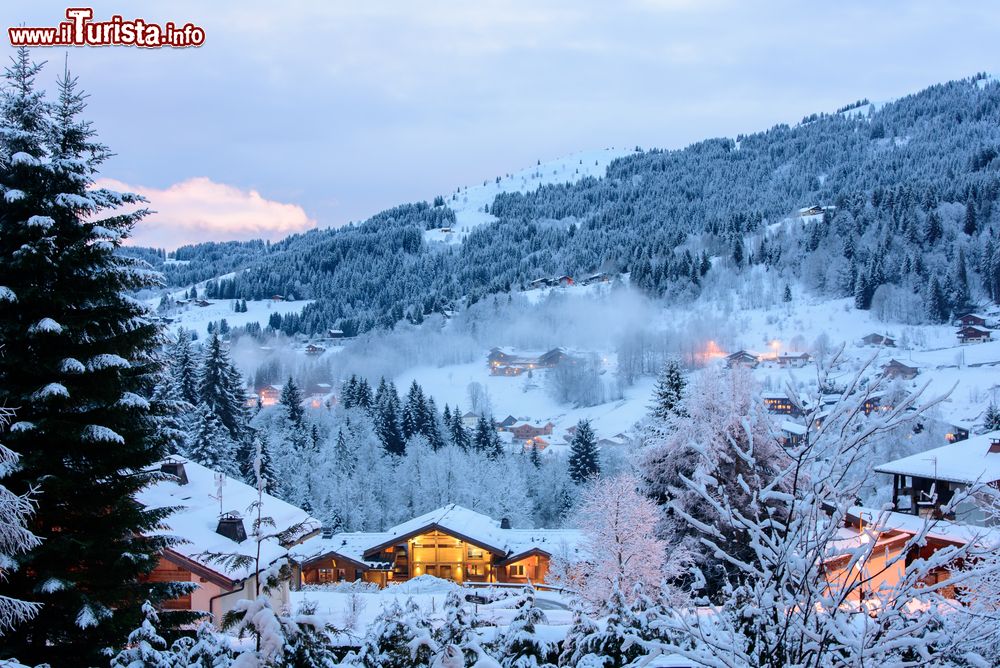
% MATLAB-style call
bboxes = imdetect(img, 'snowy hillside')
[424,147,633,244]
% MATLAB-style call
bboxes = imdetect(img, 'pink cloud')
[95,177,317,250]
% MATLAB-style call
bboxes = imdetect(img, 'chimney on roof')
[216,512,247,543]
[159,460,188,485]
[321,526,335,539]
[990,438,1000,454]
[500,517,511,530]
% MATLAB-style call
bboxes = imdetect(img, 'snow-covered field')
[425,147,633,245]
[291,577,572,645]
[156,298,313,340]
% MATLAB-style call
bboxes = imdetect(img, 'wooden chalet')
[725,350,759,369]
[291,505,583,588]
[762,391,800,417]
[497,415,518,430]
[957,326,992,344]
[882,359,919,380]
[304,344,326,356]
[875,431,1000,523]
[257,384,282,407]
[798,205,825,217]
[955,313,988,328]
[945,422,971,444]
[487,347,577,375]
[509,421,555,441]
[862,333,896,347]
[137,459,320,622]
[779,420,807,447]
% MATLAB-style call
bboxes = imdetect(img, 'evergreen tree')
[449,406,471,451]
[924,275,948,323]
[110,602,173,668]
[187,404,239,477]
[925,211,943,244]
[357,601,432,668]
[473,415,503,458]
[569,587,645,668]
[0,51,186,664]
[198,334,249,443]
[782,284,792,302]
[985,402,1000,432]
[953,247,971,313]
[402,380,428,441]
[964,200,978,235]
[568,420,600,483]
[182,621,233,667]
[170,328,200,405]
[651,359,687,421]
[558,607,599,667]
[373,378,405,455]
[496,587,552,667]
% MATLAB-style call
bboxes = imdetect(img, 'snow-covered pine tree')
[373,378,405,455]
[569,586,645,668]
[110,601,174,668]
[435,590,483,666]
[357,601,432,668]
[650,359,686,422]
[198,334,250,444]
[150,370,193,457]
[0,51,188,664]
[402,380,428,441]
[170,328,200,406]
[449,406,471,451]
[495,586,553,668]
[557,607,598,667]
[568,420,599,483]
[187,404,239,478]
[985,402,1000,432]
[182,622,233,668]
[0,403,40,634]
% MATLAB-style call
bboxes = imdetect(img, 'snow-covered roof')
[293,504,584,566]
[780,420,807,436]
[874,431,1000,485]
[289,531,393,569]
[848,506,1000,548]
[136,458,321,582]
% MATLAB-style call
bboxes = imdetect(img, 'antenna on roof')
[209,472,226,514]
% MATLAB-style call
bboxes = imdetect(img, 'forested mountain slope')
[151,74,1000,334]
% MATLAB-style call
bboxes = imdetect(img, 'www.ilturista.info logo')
[8,8,205,48]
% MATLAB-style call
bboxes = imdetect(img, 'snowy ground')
[425,147,633,245]
[290,577,572,645]
[155,298,313,340]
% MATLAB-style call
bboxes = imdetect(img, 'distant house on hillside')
[776,352,811,368]
[137,459,319,621]
[798,205,824,217]
[328,329,346,339]
[257,384,282,407]
[762,391,800,417]
[194,299,211,307]
[497,415,518,430]
[862,333,896,347]
[304,344,325,356]
[779,421,807,447]
[955,313,988,328]
[882,359,919,380]
[581,272,611,286]
[487,347,578,376]
[945,422,971,444]
[461,411,480,429]
[509,422,554,441]
[528,278,553,290]
[957,326,992,344]
[555,275,574,287]
[726,350,760,369]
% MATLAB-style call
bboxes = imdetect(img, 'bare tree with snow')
[572,473,669,612]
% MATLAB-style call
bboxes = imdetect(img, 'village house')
[509,421,555,441]
[725,350,760,369]
[137,458,320,622]
[305,382,335,409]
[776,351,812,368]
[882,359,919,380]
[875,431,1000,524]
[955,313,988,328]
[762,391,801,417]
[779,420,807,447]
[497,415,518,430]
[957,326,992,344]
[460,411,480,429]
[257,384,282,407]
[290,504,583,588]
[580,272,611,286]
[798,205,825,217]
[487,347,578,376]
[945,421,972,444]
[861,333,896,347]
[304,344,326,356]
